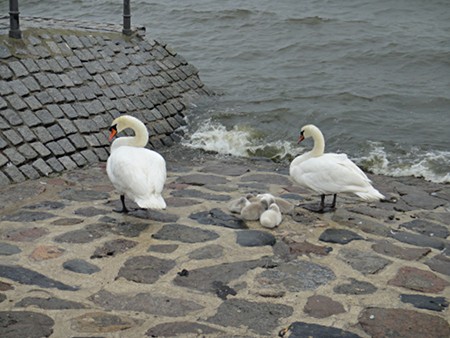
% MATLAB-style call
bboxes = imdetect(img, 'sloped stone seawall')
[0,17,212,186]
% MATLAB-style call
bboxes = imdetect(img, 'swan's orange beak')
[297,135,305,143]
[108,126,117,142]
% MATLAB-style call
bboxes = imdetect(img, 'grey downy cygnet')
[241,198,269,221]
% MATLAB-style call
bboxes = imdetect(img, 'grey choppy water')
[6,0,450,182]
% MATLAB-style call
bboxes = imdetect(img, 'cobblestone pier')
[0,146,449,337]
[0,16,211,186]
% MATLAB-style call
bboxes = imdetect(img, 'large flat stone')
[236,229,276,247]
[425,254,450,276]
[400,294,449,312]
[255,259,336,292]
[152,223,219,243]
[358,307,450,338]
[319,228,363,244]
[63,259,100,274]
[2,226,49,242]
[303,295,345,318]
[1,211,55,222]
[90,239,138,258]
[338,248,392,275]
[333,278,377,295]
[400,219,449,238]
[146,321,224,337]
[372,240,431,261]
[207,299,293,335]
[15,296,86,310]
[70,311,139,333]
[281,322,361,338]
[89,290,203,317]
[174,258,271,293]
[0,264,78,291]
[0,311,54,338]
[0,242,21,256]
[388,266,449,293]
[189,208,247,229]
[117,255,176,284]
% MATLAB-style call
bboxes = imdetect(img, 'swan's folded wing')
[107,147,166,198]
[297,156,373,194]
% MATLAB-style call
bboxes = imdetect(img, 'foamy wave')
[358,142,450,183]
[183,123,449,184]
[182,120,296,160]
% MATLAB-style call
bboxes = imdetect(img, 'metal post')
[122,0,132,36]
[9,0,22,39]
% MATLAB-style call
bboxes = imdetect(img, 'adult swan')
[289,124,384,213]
[107,115,167,213]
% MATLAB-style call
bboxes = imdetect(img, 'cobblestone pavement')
[0,146,449,337]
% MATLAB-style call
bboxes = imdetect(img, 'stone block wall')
[0,17,212,185]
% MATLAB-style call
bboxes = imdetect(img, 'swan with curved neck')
[107,115,167,213]
[290,124,384,213]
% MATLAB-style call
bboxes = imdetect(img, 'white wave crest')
[182,119,296,160]
[359,142,450,183]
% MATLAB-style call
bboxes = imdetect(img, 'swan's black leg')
[330,194,337,208]
[320,194,326,211]
[113,195,129,213]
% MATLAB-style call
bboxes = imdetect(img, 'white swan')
[260,203,282,229]
[289,124,384,212]
[106,115,167,213]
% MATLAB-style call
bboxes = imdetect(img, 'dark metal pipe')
[122,0,132,35]
[9,0,22,39]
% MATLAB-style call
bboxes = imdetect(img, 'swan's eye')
[109,125,117,132]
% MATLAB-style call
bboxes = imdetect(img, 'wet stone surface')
[0,147,449,337]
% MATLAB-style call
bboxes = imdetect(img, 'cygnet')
[260,203,282,229]
[228,196,251,214]
[240,198,269,221]
[256,193,293,214]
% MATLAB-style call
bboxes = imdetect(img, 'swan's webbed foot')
[113,195,130,213]
[300,194,337,213]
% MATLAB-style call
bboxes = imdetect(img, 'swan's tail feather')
[135,195,167,209]
[355,188,385,201]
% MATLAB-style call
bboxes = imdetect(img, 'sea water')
[10,0,450,182]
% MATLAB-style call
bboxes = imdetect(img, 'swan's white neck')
[111,117,149,151]
[309,126,325,157]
